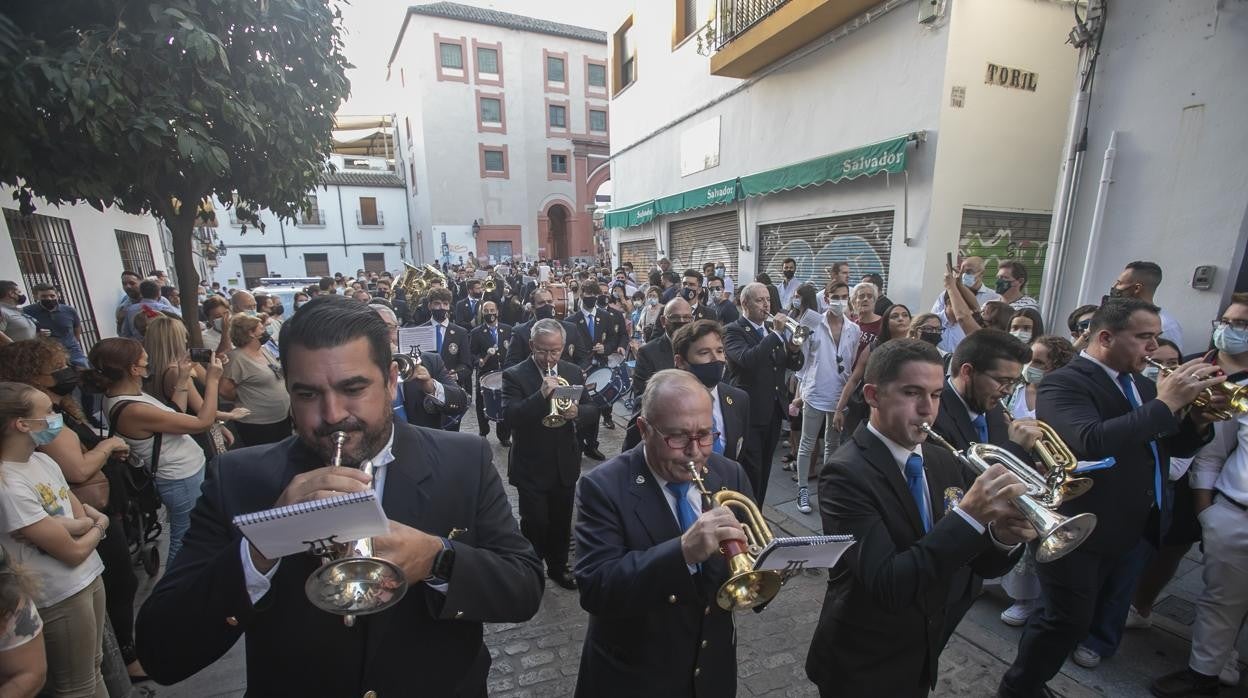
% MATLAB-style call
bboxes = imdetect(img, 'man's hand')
[561,402,579,420]
[372,520,445,582]
[593,342,605,355]
[1156,359,1227,414]
[956,463,1028,530]
[990,514,1037,545]
[1007,418,1043,450]
[541,375,561,398]
[680,506,746,565]
[272,465,372,508]
[771,313,789,331]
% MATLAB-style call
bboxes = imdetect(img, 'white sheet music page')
[233,490,389,559]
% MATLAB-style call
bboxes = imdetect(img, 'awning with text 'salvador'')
[604,134,915,229]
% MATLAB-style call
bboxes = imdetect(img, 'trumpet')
[393,346,423,381]
[994,399,1091,506]
[765,305,812,345]
[542,366,573,428]
[919,424,1096,563]
[1145,357,1248,420]
[687,461,784,611]
[305,431,409,626]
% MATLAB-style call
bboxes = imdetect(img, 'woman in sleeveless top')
[85,338,223,564]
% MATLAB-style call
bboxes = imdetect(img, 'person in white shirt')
[995,260,1040,312]
[932,256,999,353]
[777,257,801,311]
[1109,260,1183,349]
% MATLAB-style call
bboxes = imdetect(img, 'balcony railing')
[356,210,384,227]
[298,209,326,227]
[698,0,791,54]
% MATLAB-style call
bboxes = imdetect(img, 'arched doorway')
[547,204,569,262]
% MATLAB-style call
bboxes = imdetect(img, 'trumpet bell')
[1034,511,1097,563]
[1058,476,1094,501]
[717,558,784,611]
[542,413,568,428]
[305,556,409,623]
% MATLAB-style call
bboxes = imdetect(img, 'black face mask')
[39,298,58,310]
[534,305,555,320]
[483,313,497,324]
[598,294,611,309]
[783,270,795,280]
[431,308,449,322]
[686,360,724,389]
[1107,285,1128,299]
[994,278,1013,295]
[13,293,27,305]
[918,329,943,346]
[270,303,284,316]
[50,367,80,396]
[665,320,688,338]
[581,296,597,309]
[680,287,698,303]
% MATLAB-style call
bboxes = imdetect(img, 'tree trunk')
[169,214,204,349]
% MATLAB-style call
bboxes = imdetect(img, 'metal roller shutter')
[758,210,894,292]
[618,239,657,276]
[668,211,739,281]
[958,208,1052,301]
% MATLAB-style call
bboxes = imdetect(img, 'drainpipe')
[337,184,348,256]
[1076,130,1117,305]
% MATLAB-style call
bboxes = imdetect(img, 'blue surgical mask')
[1213,324,1248,355]
[961,273,977,287]
[24,413,64,446]
[1022,364,1045,385]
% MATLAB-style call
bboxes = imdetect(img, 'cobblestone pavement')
[140,407,1246,697]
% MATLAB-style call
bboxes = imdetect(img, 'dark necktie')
[666,482,699,532]
[587,312,596,340]
[971,413,988,443]
[755,324,766,341]
[436,324,444,353]
[490,327,498,346]
[1116,373,1163,508]
[905,453,933,532]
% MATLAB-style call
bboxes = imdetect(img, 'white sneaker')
[1123,605,1152,630]
[1072,645,1101,668]
[797,487,812,514]
[1221,656,1241,687]
[1000,602,1036,627]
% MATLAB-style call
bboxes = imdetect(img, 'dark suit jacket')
[574,446,750,698]
[632,334,674,400]
[568,308,626,367]
[723,316,804,425]
[689,302,719,323]
[930,382,1032,463]
[806,426,1020,696]
[502,358,589,492]
[420,320,470,377]
[399,351,468,429]
[453,297,483,328]
[622,381,751,467]
[134,424,543,696]
[714,299,740,324]
[504,319,591,370]
[1037,356,1211,552]
[467,322,513,376]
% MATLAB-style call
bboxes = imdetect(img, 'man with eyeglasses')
[573,369,752,697]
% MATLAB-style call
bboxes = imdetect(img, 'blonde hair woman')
[143,317,246,456]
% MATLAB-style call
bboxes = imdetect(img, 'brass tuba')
[919,424,1096,563]
[305,431,409,626]
[392,263,446,308]
[687,462,784,611]
[542,366,573,428]
[1145,357,1248,421]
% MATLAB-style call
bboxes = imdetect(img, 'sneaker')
[797,487,812,514]
[1000,601,1036,627]
[1124,605,1153,630]
[1072,645,1101,669]
[1150,668,1220,697]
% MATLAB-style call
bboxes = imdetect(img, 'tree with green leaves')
[0,0,351,346]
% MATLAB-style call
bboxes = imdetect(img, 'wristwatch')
[426,538,455,584]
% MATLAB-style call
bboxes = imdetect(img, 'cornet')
[765,305,812,345]
[542,365,573,428]
[305,431,409,626]
[687,461,784,611]
[919,424,1096,563]
[1144,357,1248,421]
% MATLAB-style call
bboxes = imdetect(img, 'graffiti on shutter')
[758,211,894,291]
[958,208,1051,299]
[618,240,657,274]
[668,211,739,281]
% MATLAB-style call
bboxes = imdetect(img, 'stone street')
[138,405,1247,697]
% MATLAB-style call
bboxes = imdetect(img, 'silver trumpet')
[305,431,409,626]
[918,423,1096,563]
[765,306,812,345]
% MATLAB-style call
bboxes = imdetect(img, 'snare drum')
[479,371,505,422]
[586,367,627,410]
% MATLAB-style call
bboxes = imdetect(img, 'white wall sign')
[680,116,721,177]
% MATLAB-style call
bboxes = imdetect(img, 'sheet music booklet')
[233,490,389,559]
[397,326,437,355]
[754,534,856,573]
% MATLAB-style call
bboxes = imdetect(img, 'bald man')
[930,256,999,353]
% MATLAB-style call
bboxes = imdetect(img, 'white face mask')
[1023,364,1045,385]
[1142,365,1161,381]
[828,300,847,316]
[1010,330,1032,344]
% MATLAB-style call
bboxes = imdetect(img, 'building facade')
[387,2,610,266]
[606,0,1078,321]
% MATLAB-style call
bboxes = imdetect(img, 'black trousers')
[475,373,510,440]
[1000,544,1140,695]
[516,486,575,572]
[234,417,292,447]
[98,511,138,662]
[577,403,601,450]
[742,403,783,505]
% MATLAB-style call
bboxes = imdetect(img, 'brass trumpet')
[995,400,1091,506]
[765,303,813,345]
[305,431,409,626]
[1145,357,1248,421]
[393,347,423,382]
[919,424,1096,563]
[687,462,784,611]
[542,366,573,428]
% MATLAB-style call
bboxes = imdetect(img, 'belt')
[1214,489,1248,512]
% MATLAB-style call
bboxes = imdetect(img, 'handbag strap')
[108,400,163,475]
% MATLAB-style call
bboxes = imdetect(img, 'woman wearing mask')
[1008,308,1046,347]
[220,314,290,447]
[292,291,310,312]
[89,338,222,563]
[198,295,231,355]
[638,288,663,343]
[0,340,146,683]
[832,303,914,440]
[782,285,823,471]
[0,382,110,697]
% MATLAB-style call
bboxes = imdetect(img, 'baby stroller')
[107,401,165,578]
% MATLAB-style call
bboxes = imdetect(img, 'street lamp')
[471,219,481,238]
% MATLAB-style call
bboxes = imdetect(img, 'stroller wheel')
[143,546,160,577]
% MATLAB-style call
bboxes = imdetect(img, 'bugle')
[765,304,812,345]
[1145,357,1248,421]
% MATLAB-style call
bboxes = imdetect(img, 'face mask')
[665,320,688,338]
[680,287,698,303]
[1213,324,1248,355]
[270,304,284,317]
[50,367,80,396]
[470,291,482,299]
[961,273,977,287]
[1010,330,1032,344]
[294,301,305,311]
[715,267,725,278]
[258,331,273,345]
[599,295,611,309]
[581,296,597,309]
[39,298,58,310]
[1142,365,1161,381]
[24,412,64,446]
[646,297,658,307]
[783,269,795,280]
[995,278,1013,295]
[483,313,497,324]
[686,360,724,389]
[213,317,225,332]
[245,310,259,317]
[431,308,448,322]
[534,305,555,320]
[631,300,642,310]
[1022,364,1045,385]
[919,329,943,346]
[827,300,847,316]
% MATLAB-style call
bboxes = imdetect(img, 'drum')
[479,371,505,422]
[546,283,569,319]
[607,353,625,369]
[611,357,633,396]
[586,367,627,410]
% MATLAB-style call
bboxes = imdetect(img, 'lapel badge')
[568,344,575,356]
[635,474,646,485]
[943,487,964,514]
[448,342,458,356]
[725,394,734,406]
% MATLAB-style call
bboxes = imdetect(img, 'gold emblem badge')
[943,487,965,513]
[725,395,734,405]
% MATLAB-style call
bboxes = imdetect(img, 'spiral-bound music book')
[754,535,856,572]
[233,491,389,559]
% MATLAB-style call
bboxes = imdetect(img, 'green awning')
[604,133,916,229]
[738,135,910,197]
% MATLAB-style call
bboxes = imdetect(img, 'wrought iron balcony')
[697,0,791,55]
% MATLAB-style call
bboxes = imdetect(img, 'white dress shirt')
[778,277,800,310]
[1158,308,1184,349]
[644,447,703,574]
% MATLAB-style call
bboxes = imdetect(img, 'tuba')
[305,431,409,626]
[919,424,1096,563]
[1145,357,1248,421]
[687,461,784,611]
[542,365,573,428]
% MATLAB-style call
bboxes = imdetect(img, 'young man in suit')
[724,282,804,505]
[453,278,485,328]
[134,296,543,696]
[568,281,623,452]
[680,269,719,323]
[671,320,751,466]
[505,288,590,373]
[999,298,1223,697]
[419,287,470,430]
[574,369,753,697]
[468,299,512,445]
[806,339,1033,697]
[502,318,596,590]
[371,304,467,430]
